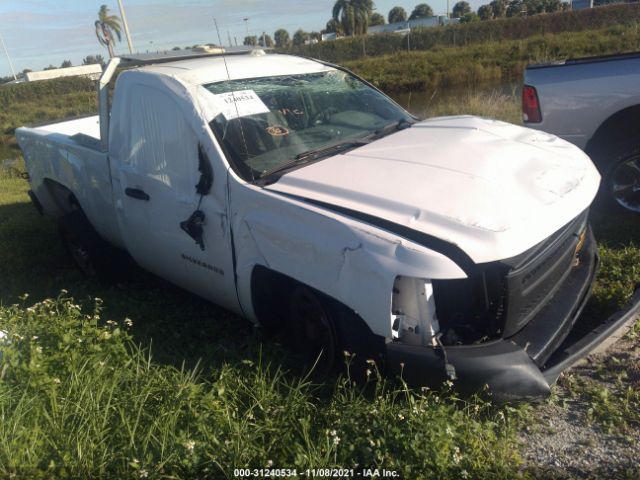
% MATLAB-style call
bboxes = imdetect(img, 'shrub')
[287,3,640,63]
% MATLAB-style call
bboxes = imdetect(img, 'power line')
[117,0,135,53]
[0,31,17,80]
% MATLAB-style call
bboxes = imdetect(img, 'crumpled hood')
[266,116,601,264]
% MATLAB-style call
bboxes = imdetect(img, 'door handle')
[125,188,150,201]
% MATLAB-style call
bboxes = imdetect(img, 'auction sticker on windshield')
[213,90,270,119]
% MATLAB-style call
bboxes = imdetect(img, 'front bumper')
[386,228,640,402]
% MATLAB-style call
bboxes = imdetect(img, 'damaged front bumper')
[386,228,640,402]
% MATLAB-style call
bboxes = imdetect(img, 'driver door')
[110,84,238,309]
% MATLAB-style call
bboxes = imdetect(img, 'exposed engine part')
[435,333,457,381]
[391,276,439,346]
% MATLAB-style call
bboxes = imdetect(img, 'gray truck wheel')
[607,143,640,213]
[287,286,339,372]
[59,211,121,282]
[591,139,640,213]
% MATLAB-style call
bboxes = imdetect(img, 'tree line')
[249,0,633,48]
[244,2,453,47]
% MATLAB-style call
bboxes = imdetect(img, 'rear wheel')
[287,286,339,372]
[59,210,122,282]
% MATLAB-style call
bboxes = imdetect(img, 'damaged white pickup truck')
[17,49,640,401]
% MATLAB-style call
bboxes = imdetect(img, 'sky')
[0,0,485,78]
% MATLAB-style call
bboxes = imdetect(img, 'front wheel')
[287,286,339,372]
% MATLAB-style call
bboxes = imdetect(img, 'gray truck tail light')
[522,85,542,123]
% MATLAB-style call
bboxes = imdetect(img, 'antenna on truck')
[214,18,254,182]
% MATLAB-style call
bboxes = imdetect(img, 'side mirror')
[195,143,214,196]
[180,210,205,250]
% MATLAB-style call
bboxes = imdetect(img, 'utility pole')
[117,0,134,53]
[243,17,249,38]
[0,31,17,81]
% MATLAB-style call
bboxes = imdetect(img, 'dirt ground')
[520,322,640,479]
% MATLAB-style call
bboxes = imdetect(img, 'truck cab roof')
[133,53,334,86]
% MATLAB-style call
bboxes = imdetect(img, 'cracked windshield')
[205,70,413,180]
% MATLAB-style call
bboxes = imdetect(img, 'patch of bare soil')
[520,332,640,479]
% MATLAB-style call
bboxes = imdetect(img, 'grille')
[433,211,588,343]
[501,211,588,337]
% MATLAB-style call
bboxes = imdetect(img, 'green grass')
[559,352,640,436]
[400,88,523,125]
[0,77,97,161]
[0,256,522,478]
[1,72,640,478]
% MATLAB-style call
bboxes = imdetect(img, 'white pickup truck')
[17,49,640,401]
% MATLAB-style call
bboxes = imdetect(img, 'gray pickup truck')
[523,51,640,213]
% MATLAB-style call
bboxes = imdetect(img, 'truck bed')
[527,50,640,69]
[26,115,103,151]
[524,51,640,150]
[16,115,120,246]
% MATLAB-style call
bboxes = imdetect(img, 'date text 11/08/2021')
[233,468,400,477]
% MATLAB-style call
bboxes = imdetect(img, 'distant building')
[321,32,337,42]
[193,45,225,54]
[571,0,594,10]
[369,16,458,35]
[1,78,24,86]
[25,64,102,82]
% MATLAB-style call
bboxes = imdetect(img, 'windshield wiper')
[259,139,370,180]
[365,118,414,141]
[294,138,371,162]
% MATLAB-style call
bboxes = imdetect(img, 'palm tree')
[370,12,386,25]
[452,1,472,17]
[332,0,373,36]
[243,36,258,46]
[490,0,508,17]
[409,3,434,19]
[95,5,122,58]
[388,6,408,24]
[325,18,344,35]
[274,28,291,48]
[292,29,309,46]
[477,4,494,19]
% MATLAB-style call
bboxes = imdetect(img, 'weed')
[0,296,522,478]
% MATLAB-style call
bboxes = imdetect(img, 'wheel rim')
[289,288,336,370]
[67,238,96,277]
[611,154,640,213]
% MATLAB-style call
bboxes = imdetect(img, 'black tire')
[287,286,340,372]
[590,138,640,214]
[58,210,122,283]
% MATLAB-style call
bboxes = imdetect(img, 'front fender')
[230,180,466,338]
